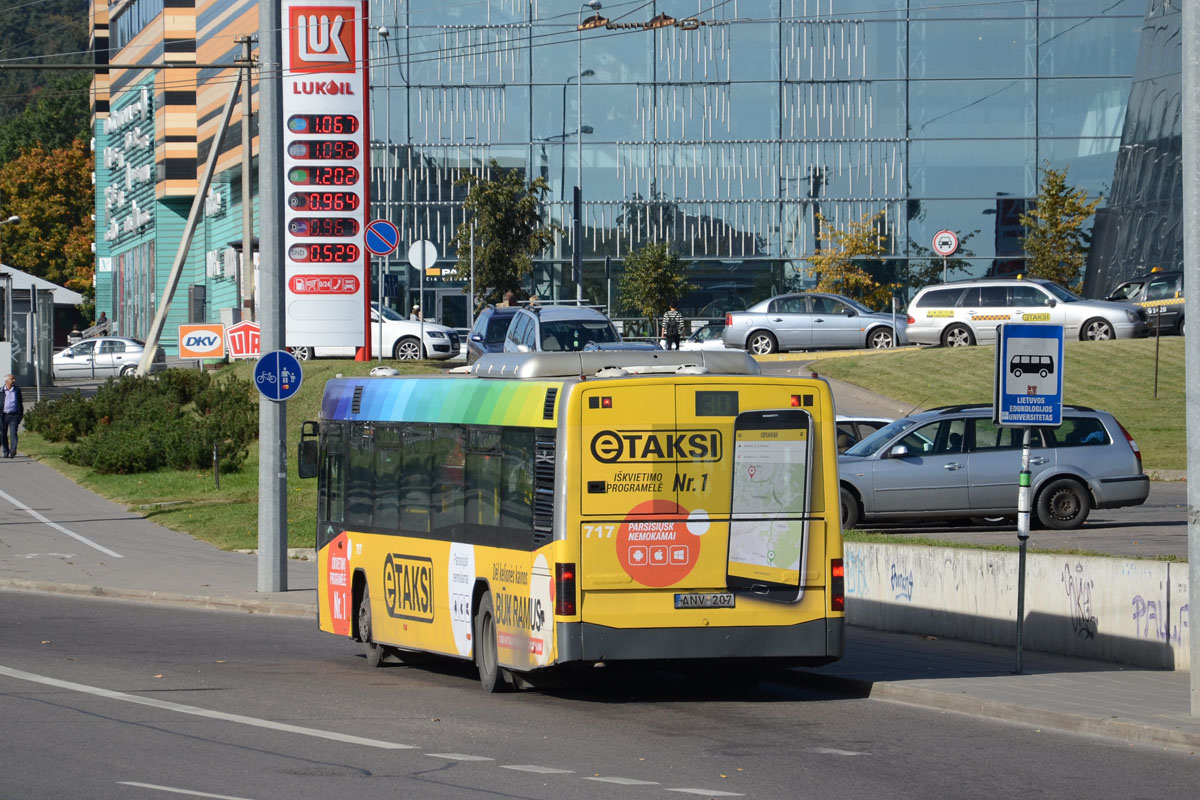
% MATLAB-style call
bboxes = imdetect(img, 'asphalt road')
[2,593,1196,800]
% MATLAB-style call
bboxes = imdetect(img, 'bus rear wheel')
[357,587,387,668]
[474,590,511,692]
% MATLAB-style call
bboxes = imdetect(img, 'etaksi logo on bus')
[382,553,434,622]
[590,429,722,463]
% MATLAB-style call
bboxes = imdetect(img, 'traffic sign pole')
[365,220,401,363]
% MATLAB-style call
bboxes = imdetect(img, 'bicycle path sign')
[254,350,304,402]
[994,323,1063,427]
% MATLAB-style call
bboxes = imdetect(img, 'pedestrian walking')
[410,304,422,321]
[1,374,24,459]
[661,303,684,350]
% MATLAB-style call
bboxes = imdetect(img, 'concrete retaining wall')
[845,543,1190,670]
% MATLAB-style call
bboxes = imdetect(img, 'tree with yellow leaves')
[807,210,894,309]
[1019,163,1100,289]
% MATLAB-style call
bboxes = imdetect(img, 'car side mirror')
[517,344,530,353]
[471,334,483,342]
[888,444,910,458]
[845,309,857,317]
[1048,299,1057,307]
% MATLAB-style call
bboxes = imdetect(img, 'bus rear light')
[831,558,845,612]
[555,562,577,616]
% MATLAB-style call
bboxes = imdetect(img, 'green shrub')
[24,391,97,442]
[56,369,259,475]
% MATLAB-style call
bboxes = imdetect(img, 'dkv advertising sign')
[178,324,226,359]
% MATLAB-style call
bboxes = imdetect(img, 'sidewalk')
[2,457,1199,753]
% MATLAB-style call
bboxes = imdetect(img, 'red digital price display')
[287,114,360,134]
[288,191,360,212]
[289,243,361,263]
[288,218,360,237]
[287,140,360,160]
[288,166,360,186]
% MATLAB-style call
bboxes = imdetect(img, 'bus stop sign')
[994,323,1063,427]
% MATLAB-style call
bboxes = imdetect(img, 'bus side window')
[432,425,466,532]
[401,424,432,533]
[466,427,503,528]
[373,425,402,530]
[501,428,534,531]
[346,423,374,528]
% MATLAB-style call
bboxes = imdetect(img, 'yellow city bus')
[298,350,844,691]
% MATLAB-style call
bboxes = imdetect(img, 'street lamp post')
[575,0,604,304]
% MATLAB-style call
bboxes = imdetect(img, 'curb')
[791,671,1200,754]
[0,579,315,619]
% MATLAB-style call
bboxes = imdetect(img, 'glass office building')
[91,1,1178,336]
[366,0,1170,325]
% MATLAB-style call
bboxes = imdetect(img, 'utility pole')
[257,0,287,592]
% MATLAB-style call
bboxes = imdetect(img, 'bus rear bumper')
[557,617,844,666]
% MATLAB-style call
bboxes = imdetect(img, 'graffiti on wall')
[1131,596,1189,646]
[1061,562,1097,640]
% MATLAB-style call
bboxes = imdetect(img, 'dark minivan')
[466,305,519,364]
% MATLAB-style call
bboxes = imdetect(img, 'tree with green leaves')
[807,210,893,309]
[617,241,694,322]
[0,72,91,164]
[448,159,558,307]
[1019,163,1100,288]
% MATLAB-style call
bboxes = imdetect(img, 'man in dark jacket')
[2,373,24,458]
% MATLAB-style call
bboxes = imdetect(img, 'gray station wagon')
[838,404,1148,530]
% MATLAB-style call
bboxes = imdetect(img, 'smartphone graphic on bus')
[725,408,814,602]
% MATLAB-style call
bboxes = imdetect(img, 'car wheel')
[839,486,860,531]
[970,516,1012,526]
[393,337,422,360]
[1035,478,1091,530]
[941,324,975,347]
[1177,317,1185,336]
[1081,318,1115,341]
[290,346,313,361]
[867,327,894,349]
[120,364,136,377]
[746,331,778,355]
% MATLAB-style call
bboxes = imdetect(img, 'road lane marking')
[666,790,744,797]
[117,782,257,799]
[807,747,869,756]
[426,753,494,761]
[0,666,414,750]
[502,765,574,774]
[584,776,660,785]
[0,488,123,558]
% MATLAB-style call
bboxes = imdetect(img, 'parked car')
[722,292,907,355]
[503,304,658,353]
[906,278,1150,347]
[835,415,893,453]
[290,302,460,361]
[1105,268,1184,335]
[52,336,167,379]
[659,321,726,351]
[466,305,519,364]
[838,404,1148,531]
